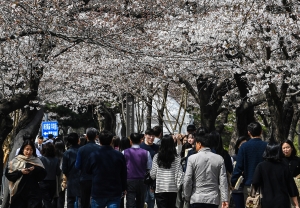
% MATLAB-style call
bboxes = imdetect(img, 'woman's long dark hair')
[209,131,227,158]
[181,142,192,158]
[157,135,178,169]
[41,142,55,157]
[234,136,250,155]
[263,142,281,162]
[18,140,37,157]
[54,139,66,159]
[119,137,131,152]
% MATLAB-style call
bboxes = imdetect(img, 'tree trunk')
[282,100,294,140]
[234,73,256,137]
[173,88,184,132]
[196,75,229,132]
[96,110,103,131]
[235,104,256,137]
[100,105,117,134]
[288,97,300,141]
[146,83,153,130]
[216,108,229,134]
[178,75,235,132]
[2,107,44,208]
[120,101,127,136]
[136,97,143,133]
[0,114,14,195]
[178,89,188,134]
[228,128,237,155]
[157,84,168,131]
[265,82,288,142]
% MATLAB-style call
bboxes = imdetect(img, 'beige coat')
[183,147,228,205]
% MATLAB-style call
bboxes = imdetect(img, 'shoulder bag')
[245,185,261,208]
[294,174,300,194]
[144,170,154,185]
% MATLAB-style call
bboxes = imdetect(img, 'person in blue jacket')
[75,127,100,208]
[62,133,81,208]
[86,130,127,208]
[231,122,267,205]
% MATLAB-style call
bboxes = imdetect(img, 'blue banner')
[42,121,59,137]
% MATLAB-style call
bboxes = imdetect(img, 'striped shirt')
[150,154,183,193]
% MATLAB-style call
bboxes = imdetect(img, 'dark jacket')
[183,148,197,172]
[5,163,46,206]
[75,141,100,181]
[282,156,300,177]
[252,160,299,208]
[140,142,159,159]
[40,156,61,180]
[231,138,267,186]
[222,150,233,174]
[86,145,127,198]
[62,145,81,197]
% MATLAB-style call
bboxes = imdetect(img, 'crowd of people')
[4,122,300,208]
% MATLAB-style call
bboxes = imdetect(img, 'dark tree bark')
[257,110,269,128]
[2,107,44,208]
[98,104,117,134]
[282,100,294,139]
[118,99,127,137]
[121,118,127,137]
[0,115,14,189]
[157,84,169,131]
[146,83,153,130]
[179,75,235,132]
[234,73,256,137]
[265,81,289,142]
[216,108,229,133]
[288,96,300,141]
[196,75,234,132]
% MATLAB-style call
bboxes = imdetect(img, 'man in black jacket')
[75,127,100,208]
[86,130,127,208]
[62,133,81,208]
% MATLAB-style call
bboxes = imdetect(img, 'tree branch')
[178,75,200,105]
[287,90,300,97]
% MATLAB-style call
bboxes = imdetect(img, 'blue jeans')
[91,197,121,208]
[145,186,155,208]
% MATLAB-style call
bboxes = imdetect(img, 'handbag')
[245,186,261,208]
[144,170,154,185]
[176,169,184,189]
[294,174,300,194]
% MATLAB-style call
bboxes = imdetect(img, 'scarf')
[8,155,44,200]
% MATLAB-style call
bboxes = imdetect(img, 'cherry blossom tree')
[1,2,300,198]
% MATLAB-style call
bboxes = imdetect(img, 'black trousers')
[155,192,177,208]
[80,180,92,208]
[126,179,147,208]
[52,190,65,208]
[67,196,81,208]
[10,193,43,208]
[39,180,56,208]
[190,203,218,208]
